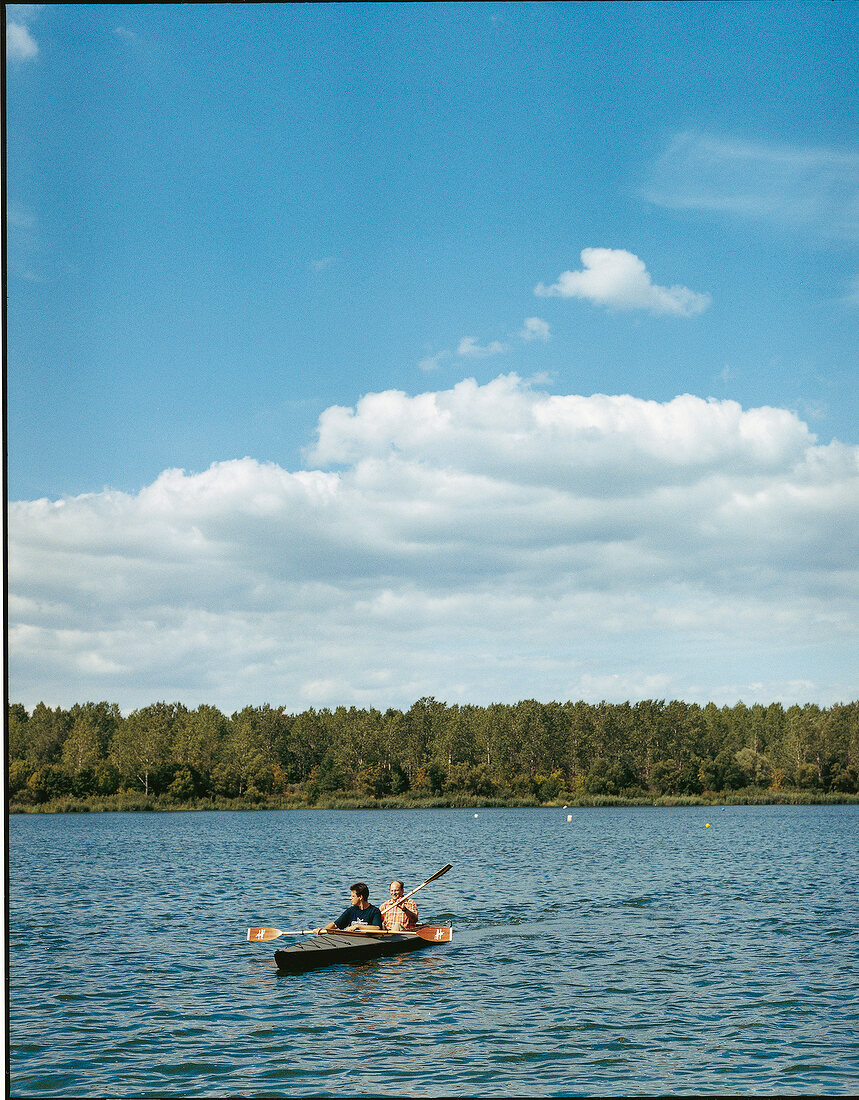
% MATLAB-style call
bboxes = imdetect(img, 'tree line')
[7,696,859,808]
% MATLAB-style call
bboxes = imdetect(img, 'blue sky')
[6,2,858,712]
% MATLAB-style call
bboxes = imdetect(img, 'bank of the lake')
[9,787,859,814]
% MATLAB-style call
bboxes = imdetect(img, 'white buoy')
[474,813,478,817]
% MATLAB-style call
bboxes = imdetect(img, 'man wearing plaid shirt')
[380,879,419,931]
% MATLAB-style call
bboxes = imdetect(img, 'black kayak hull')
[274,932,429,973]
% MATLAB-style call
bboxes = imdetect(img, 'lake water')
[7,805,858,1096]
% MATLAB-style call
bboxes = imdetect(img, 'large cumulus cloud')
[8,375,859,710]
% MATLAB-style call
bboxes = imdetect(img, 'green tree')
[111,702,182,795]
[356,763,389,798]
[284,708,326,782]
[303,754,347,801]
[534,769,564,801]
[167,764,199,801]
[222,707,281,796]
[26,764,72,803]
[584,756,639,795]
[432,707,473,779]
[780,704,818,783]
[172,704,230,782]
[404,698,447,783]
[511,700,556,778]
[23,703,71,764]
[649,759,678,795]
[734,746,772,787]
[8,759,32,796]
[560,700,594,785]
[717,749,747,790]
[62,703,119,772]
[7,704,30,762]
[92,760,120,795]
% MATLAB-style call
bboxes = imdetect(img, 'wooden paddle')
[247,924,452,943]
[248,927,318,942]
[348,924,453,943]
[385,863,452,912]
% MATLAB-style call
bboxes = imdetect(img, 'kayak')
[274,925,452,973]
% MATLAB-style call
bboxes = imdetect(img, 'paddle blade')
[396,864,453,907]
[423,864,452,887]
[247,927,284,942]
[415,925,453,943]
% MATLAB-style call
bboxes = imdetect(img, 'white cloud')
[6,202,36,229]
[422,317,549,373]
[521,317,551,342]
[6,21,38,61]
[535,248,711,316]
[646,132,859,240]
[418,349,451,372]
[6,5,41,59]
[420,334,510,371]
[457,336,509,358]
[8,376,858,711]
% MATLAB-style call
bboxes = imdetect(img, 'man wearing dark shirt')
[316,882,383,933]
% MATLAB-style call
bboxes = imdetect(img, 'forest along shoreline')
[8,697,859,814]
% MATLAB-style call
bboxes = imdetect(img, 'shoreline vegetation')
[8,696,858,815]
[9,790,859,814]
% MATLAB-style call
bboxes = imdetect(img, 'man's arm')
[400,899,418,926]
[393,898,419,919]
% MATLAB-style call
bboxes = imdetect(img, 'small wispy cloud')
[843,276,859,307]
[646,132,859,240]
[6,201,41,281]
[521,317,551,342]
[311,256,337,272]
[535,248,711,317]
[6,202,36,230]
[420,316,551,371]
[6,20,38,61]
[799,399,829,423]
[457,336,509,359]
[418,349,452,372]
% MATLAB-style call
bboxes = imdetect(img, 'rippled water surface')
[8,806,858,1096]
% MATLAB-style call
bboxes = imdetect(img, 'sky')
[5,1,858,714]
